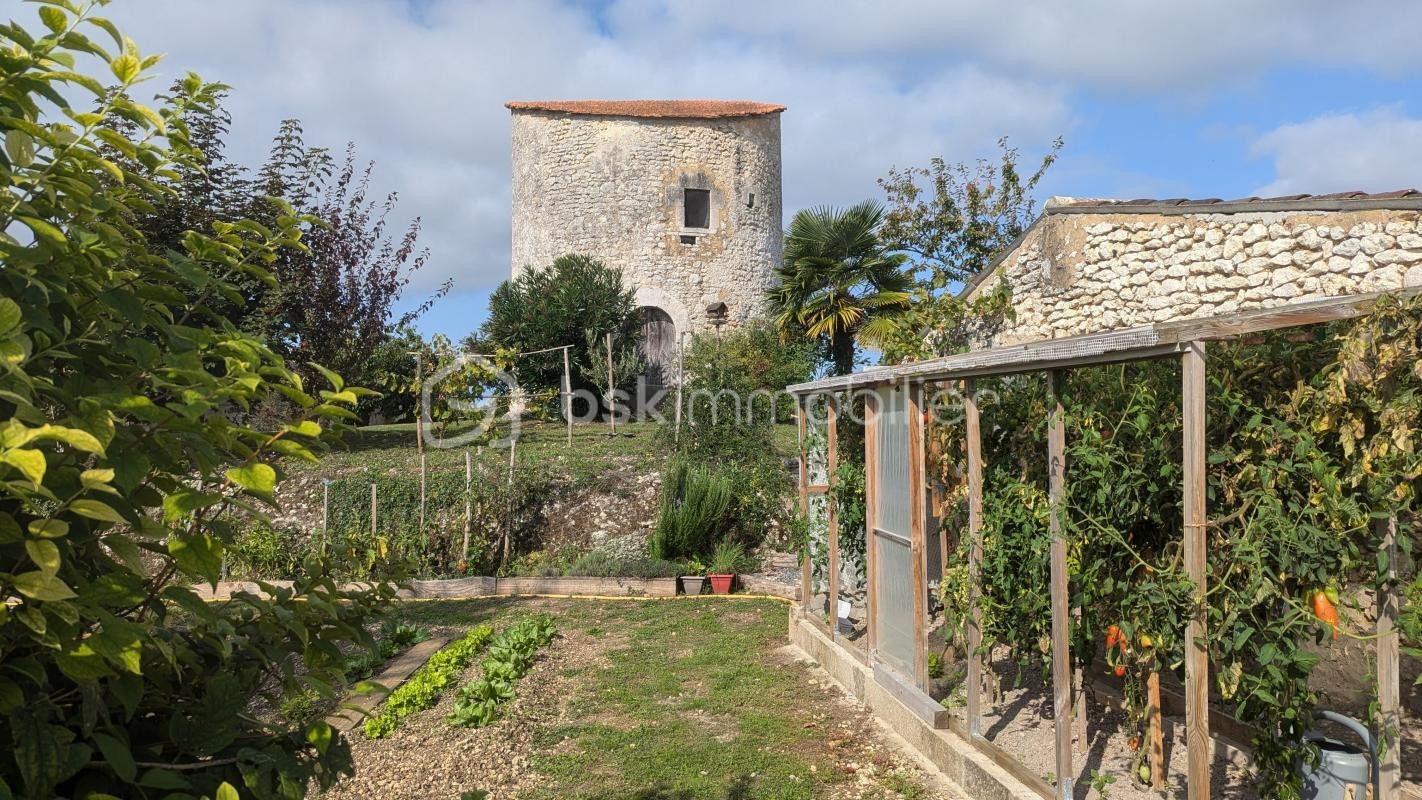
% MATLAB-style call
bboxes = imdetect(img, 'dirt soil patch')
[324,597,962,799]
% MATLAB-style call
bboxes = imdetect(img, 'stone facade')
[965,197,1422,346]
[508,101,784,337]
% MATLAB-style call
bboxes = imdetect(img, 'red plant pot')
[707,574,734,594]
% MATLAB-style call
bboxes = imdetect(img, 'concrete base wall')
[788,612,1044,800]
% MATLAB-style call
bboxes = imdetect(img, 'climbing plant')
[933,295,1421,796]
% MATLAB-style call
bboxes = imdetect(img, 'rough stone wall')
[967,206,1422,345]
[510,110,783,335]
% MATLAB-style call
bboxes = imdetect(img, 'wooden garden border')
[786,288,1416,800]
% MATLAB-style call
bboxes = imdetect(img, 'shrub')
[0,7,395,797]
[479,254,643,416]
[650,462,732,560]
[668,324,808,548]
[363,624,494,738]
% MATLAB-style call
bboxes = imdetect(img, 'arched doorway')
[637,306,676,388]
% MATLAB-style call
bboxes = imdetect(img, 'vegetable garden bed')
[324,597,960,799]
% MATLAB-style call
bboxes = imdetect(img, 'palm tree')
[768,201,913,376]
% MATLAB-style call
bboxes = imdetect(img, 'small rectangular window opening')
[684,188,710,229]
[680,234,697,245]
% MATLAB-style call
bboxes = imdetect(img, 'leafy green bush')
[322,457,557,578]
[448,616,557,728]
[0,6,398,797]
[667,323,808,548]
[229,521,306,579]
[479,254,642,416]
[363,625,494,738]
[650,462,732,560]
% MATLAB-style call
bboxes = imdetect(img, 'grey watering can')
[1298,710,1377,800]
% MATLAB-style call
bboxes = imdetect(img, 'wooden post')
[1047,370,1074,800]
[419,452,427,536]
[1377,516,1401,800]
[321,479,330,557]
[907,382,929,690]
[1147,671,1165,790]
[605,332,616,436]
[826,395,840,626]
[797,397,810,610]
[674,333,685,443]
[965,380,984,737]
[864,389,880,654]
[461,449,472,567]
[370,482,377,542]
[562,345,572,447]
[1182,342,1210,799]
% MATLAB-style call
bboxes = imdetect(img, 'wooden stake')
[321,479,330,557]
[1148,670,1165,790]
[1182,342,1210,800]
[461,449,472,567]
[826,395,840,626]
[606,332,616,436]
[370,482,377,542]
[1377,515,1401,800]
[1047,370,1074,800]
[907,382,929,690]
[674,333,685,443]
[965,380,984,737]
[419,452,427,537]
[563,345,573,447]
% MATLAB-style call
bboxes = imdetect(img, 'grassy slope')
[391,598,935,800]
[294,419,800,487]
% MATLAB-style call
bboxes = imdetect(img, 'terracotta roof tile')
[505,99,785,119]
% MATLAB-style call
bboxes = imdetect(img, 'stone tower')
[507,99,784,381]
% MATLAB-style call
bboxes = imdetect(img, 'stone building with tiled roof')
[507,100,785,384]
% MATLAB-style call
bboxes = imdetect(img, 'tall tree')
[478,254,642,415]
[767,201,912,376]
[876,137,1062,362]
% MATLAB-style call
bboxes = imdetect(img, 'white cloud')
[606,0,1422,92]
[93,0,1071,314]
[1251,107,1422,196]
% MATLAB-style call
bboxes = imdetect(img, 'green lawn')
[299,418,801,487]
[365,598,943,800]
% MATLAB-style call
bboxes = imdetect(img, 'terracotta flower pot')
[681,576,706,595]
[707,574,734,594]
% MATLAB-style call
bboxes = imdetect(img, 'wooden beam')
[865,391,880,655]
[907,382,929,690]
[965,380,984,737]
[785,287,1422,396]
[1047,371,1074,800]
[826,396,840,626]
[1147,671,1165,789]
[1182,342,1210,799]
[798,397,811,613]
[1377,516,1401,800]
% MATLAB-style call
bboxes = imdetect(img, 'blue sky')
[100,1,1422,342]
